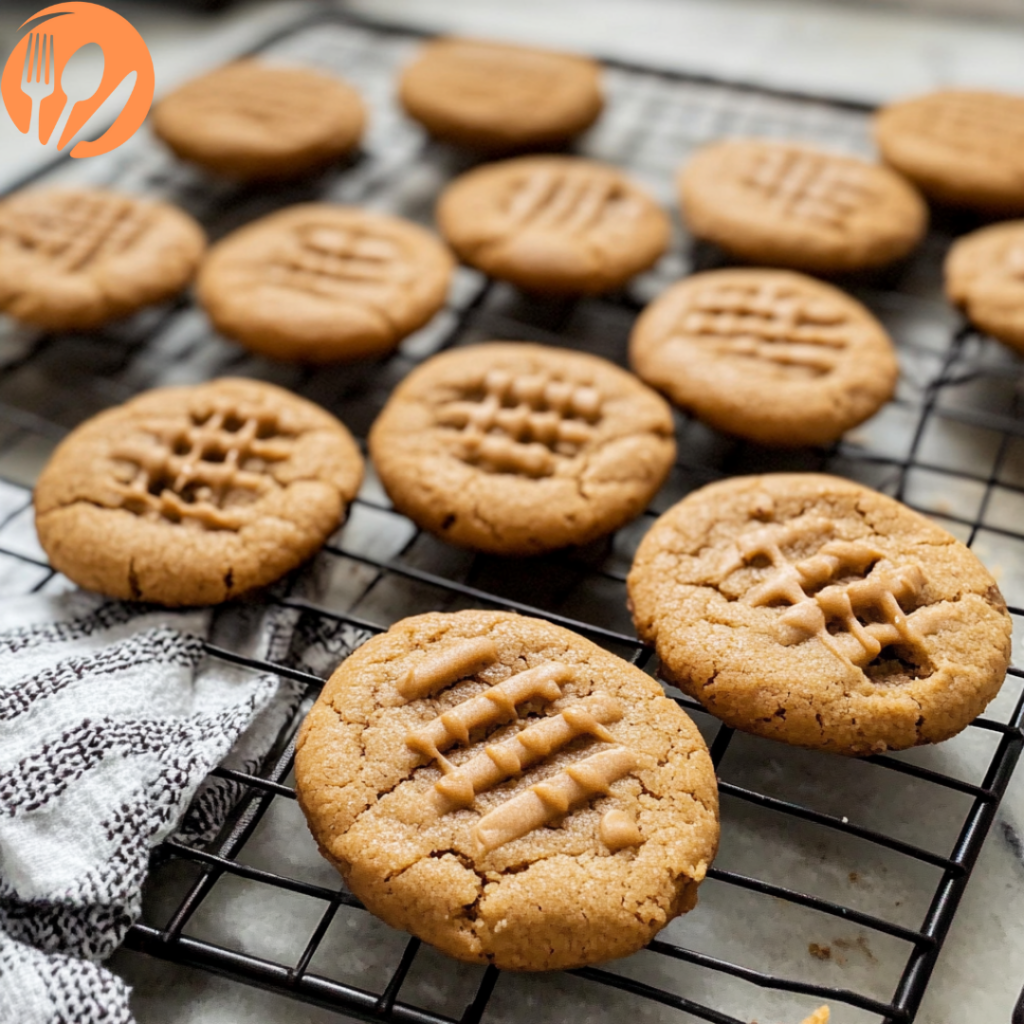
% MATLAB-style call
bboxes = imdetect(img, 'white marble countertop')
[353,0,1024,102]
[3,2,1024,1023]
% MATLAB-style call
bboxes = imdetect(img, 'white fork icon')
[20,31,55,144]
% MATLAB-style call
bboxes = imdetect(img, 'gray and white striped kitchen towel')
[0,588,367,1024]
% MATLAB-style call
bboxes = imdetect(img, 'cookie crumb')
[801,1008,829,1024]
[835,935,877,963]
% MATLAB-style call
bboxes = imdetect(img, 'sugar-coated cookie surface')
[875,90,1024,215]
[399,37,603,151]
[0,187,205,329]
[198,204,453,362]
[438,156,670,293]
[679,140,927,273]
[294,610,719,970]
[34,379,363,607]
[628,474,1011,756]
[629,269,899,446]
[945,220,1024,353]
[152,60,366,180]
[369,342,676,554]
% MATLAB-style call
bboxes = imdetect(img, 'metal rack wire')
[0,9,1021,1023]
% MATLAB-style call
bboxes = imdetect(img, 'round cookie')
[438,156,670,293]
[34,378,363,607]
[0,187,205,330]
[629,269,899,446]
[399,37,603,151]
[197,204,453,362]
[628,474,1012,756]
[945,220,1024,352]
[368,342,676,555]
[874,90,1024,215]
[678,140,927,273]
[294,609,719,970]
[152,60,365,180]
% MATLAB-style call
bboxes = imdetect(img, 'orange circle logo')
[1,2,154,158]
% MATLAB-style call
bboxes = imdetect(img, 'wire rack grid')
[0,9,1022,1024]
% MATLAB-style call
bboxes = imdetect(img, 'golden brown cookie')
[438,156,670,293]
[629,269,899,446]
[678,140,927,273]
[875,90,1024,215]
[945,220,1024,352]
[197,204,453,363]
[628,474,1011,756]
[398,37,603,151]
[152,60,366,180]
[294,610,719,970]
[0,187,205,330]
[368,342,676,555]
[34,379,363,607]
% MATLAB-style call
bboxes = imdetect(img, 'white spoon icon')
[51,42,104,151]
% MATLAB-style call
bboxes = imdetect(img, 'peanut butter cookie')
[399,37,603,151]
[152,60,366,180]
[34,379,363,607]
[945,220,1024,353]
[294,610,719,970]
[875,90,1024,215]
[679,140,927,273]
[438,156,670,293]
[629,269,899,446]
[368,342,676,555]
[0,187,205,330]
[197,204,453,362]
[628,474,1011,755]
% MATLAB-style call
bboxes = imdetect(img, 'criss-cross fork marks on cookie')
[186,73,333,126]
[426,54,563,109]
[724,518,930,671]
[0,193,153,274]
[672,281,851,377]
[921,96,1024,157]
[399,637,641,854]
[437,368,602,477]
[740,148,873,228]
[267,222,415,309]
[110,404,296,531]
[497,168,645,241]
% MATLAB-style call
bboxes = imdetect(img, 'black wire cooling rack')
[0,8,1022,1024]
